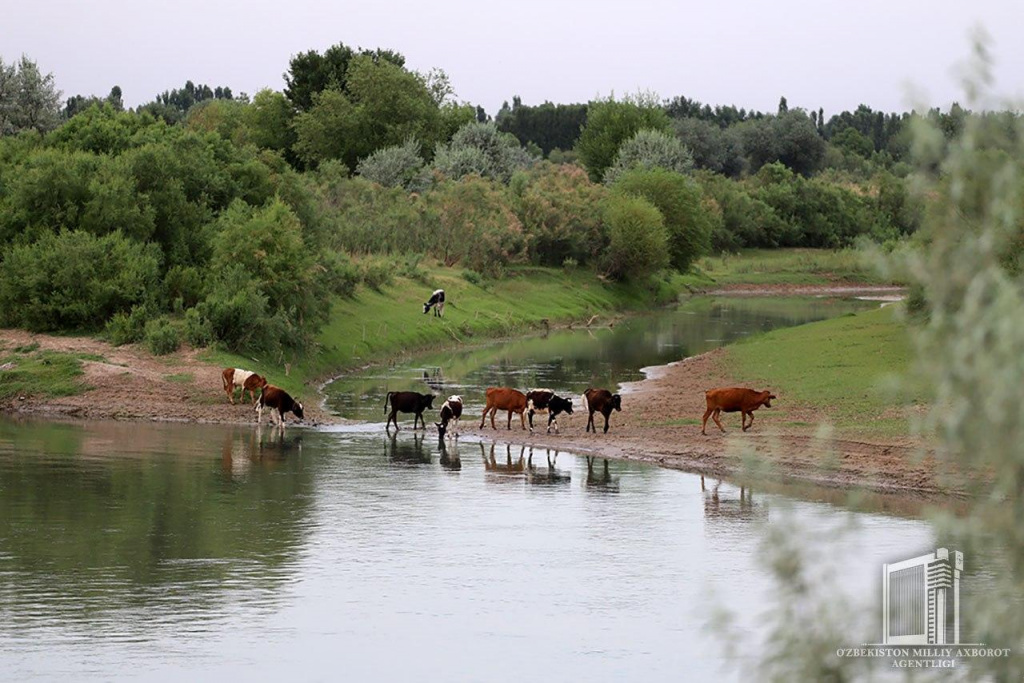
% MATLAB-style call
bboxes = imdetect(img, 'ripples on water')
[0,419,939,682]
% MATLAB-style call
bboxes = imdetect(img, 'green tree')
[284,43,405,112]
[601,193,669,279]
[433,121,534,183]
[603,129,694,184]
[356,138,430,191]
[0,55,62,135]
[611,168,711,271]
[575,95,671,182]
[673,117,746,177]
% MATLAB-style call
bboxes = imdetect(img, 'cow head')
[292,401,305,420]
[422,302,431,314]
[425,394,436,409]
[555,396,573,414]
[435,420,447,438]
[761,391,777,408]
[611,394,622,411]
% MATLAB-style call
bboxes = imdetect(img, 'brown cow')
[480,387,528,430]
[701,388,777,435]
[583,388,621,434]
[222,367,267,405]
[256,385,305,426]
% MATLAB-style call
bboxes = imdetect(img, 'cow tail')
[258,384,267,407]
[384,391,393,415]
[582,391,589,413]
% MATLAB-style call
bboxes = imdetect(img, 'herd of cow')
[223,365,778,437]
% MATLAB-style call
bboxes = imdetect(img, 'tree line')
[0,46,1003,359]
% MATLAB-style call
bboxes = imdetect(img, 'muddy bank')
[701,283,906,297]
[0,330,337,426]
[453,348,944,496]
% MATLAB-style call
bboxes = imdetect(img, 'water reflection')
[482,441,527,474]
[700,476,769,523]
[438,437,461,471]
[385,432,431,465]
[525,447,572,487]
[585,456,620,493]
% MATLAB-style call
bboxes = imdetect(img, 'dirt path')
[0,330,335,425]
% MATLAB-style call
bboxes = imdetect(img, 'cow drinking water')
[385,391,435,431]
[222,367,267,405]
[435,395,463,439]
[423,289,445,317]
[256,385,304,426]
[583,388,621,434]
[701,388,776,435]
[525,389,573,434]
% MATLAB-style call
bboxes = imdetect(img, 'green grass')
[726,306,926,436]
[204,264,662,395]
[677,248,902,289]
[164,372,194,383]
[0,350,92,401]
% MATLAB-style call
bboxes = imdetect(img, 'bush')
[105,305,150,345]
[433,121,534,183]
[359,256,395,291]
[603,128,694,184]
[356,138,430,191]
[611,168,712,271]
[183,308,214,347]
[143,317,180,355]
[0,230,161,332]
[319,250,361,298]
[602,194,669,280]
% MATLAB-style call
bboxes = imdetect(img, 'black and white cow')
[385,391,435,431]
[526,389,574,434]
[435,395,463,439]
[423,289,445,317]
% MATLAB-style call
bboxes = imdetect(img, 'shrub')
[611,168,712,271]
[183,308,214,348]
[356,138,430,191]
[105,305,150,345]
[602,193,669,280]
[603,129,694,184]
[359,256,395,291]
[433,121,534,183]
[143,317,180,355]
[0,230,161,332]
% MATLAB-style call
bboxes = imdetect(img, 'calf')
[256,385,304,426]
[222,367,267,405]
[423,289,445,317]
[385,391,435,431]
[480,387,528,430]
[701,388,777,435]
[435,395,463,439]
[526,389,573,434]
[583,388,621,434]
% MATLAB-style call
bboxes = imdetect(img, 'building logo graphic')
[881,547,962,645]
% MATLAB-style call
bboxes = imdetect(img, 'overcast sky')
[4,0,1023,116]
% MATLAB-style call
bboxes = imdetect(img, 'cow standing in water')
[385,391,435,431]
[256,385,304,426]
[435,395,463,439]
[423,289,445,317]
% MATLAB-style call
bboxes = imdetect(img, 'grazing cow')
[435,395,463,439]
[480,387,528,430]
[525,389,573,434]
[256,385,304,426]
[385,391,435,431]
[701,388,777,435]
[222,367,267,405]
[423,289,445,317]
[583,388,621,434]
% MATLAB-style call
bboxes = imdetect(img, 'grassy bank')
[204,264,663,396]
[725,305,926,436]
[678,248,900,289]
[0,344,95,401]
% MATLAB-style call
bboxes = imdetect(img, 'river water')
[0,296,953,681]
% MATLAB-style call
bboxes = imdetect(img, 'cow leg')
[712,409,725,433]
[506,410,512,430]
[414,412,422,430]
[701,407,714,435]
[226,383,235,405]
[388,410,399,431]
[743,411,754,432]
[527,410,535,432]
[519,410,526,430]
[586,412,593,433]
[602,412,610,434]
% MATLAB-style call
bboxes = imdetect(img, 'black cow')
[385,391,435,431]
[423,289,445,317]
[583,388,621,434]
[526,389,573,434]
[256,385,305,426]
[435,395,463,439]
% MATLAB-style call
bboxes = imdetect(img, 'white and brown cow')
[222,367,267,405]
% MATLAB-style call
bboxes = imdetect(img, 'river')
[0,296,955,681]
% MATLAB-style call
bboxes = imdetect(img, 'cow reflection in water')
[220,425,303,477]
[385,432,432,465]
[438,436,461,471]
[584,456,620,493]
[525,447,571,486]
[700,476,766,522]
[481,442,527,474]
